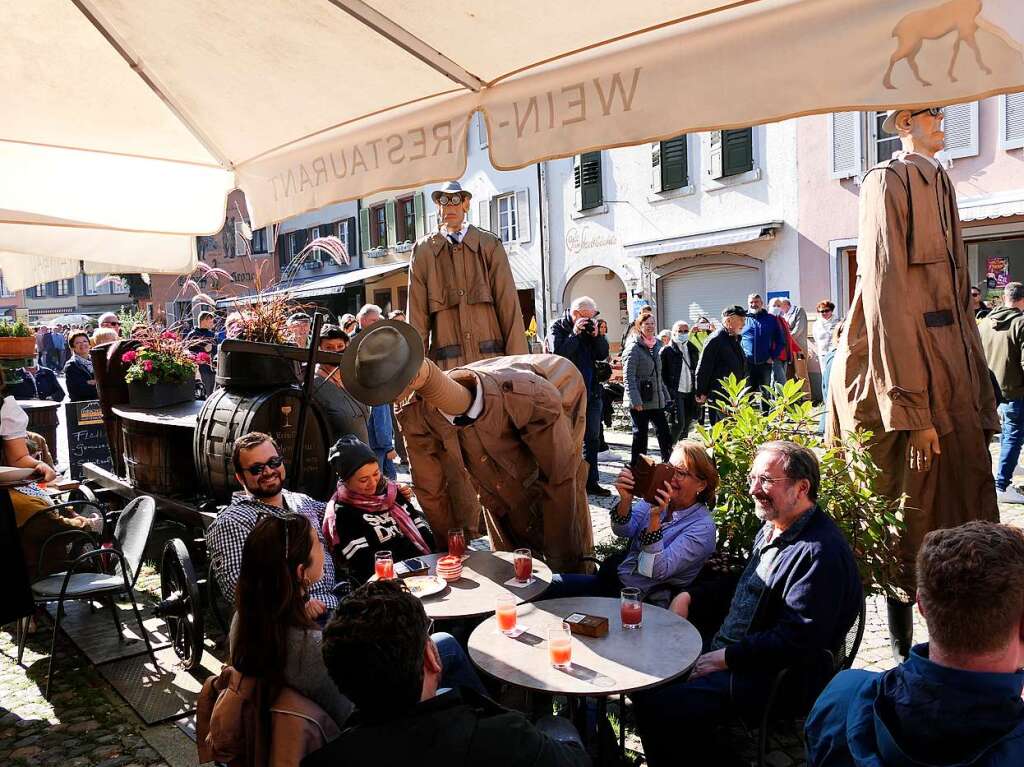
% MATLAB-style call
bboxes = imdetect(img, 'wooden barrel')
[92,340,140,477]
[19,400,60,463]
[122,416,197,497]
[216,348,299,389]
[194,386,332,503]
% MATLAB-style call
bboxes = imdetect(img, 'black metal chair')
[752,597,868,766]
[18,496,158,698]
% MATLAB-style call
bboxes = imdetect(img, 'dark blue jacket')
[806,644,1024,766]
[8,367,65,402]
[716,506,863,677]
[546,311,609,393]
[64,356,97,402]
[741,309,784,365]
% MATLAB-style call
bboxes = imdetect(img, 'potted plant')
[122,329,200,408]
[0,319,38,360]
[697,375,906,600]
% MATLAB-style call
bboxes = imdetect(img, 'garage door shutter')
[659,264,763,326]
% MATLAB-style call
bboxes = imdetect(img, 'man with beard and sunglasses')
[206,431,340,622]
[632,441,861,767]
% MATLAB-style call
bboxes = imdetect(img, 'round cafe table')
[408,551,552,621]
[467,596,702,697]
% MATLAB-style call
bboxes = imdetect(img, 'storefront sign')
[566,224,618,254]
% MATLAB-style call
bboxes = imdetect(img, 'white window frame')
[998,93,1024,151]
[55,279,70,297]
[701,127,762,191]
[866,110,902,167]
[33,285,45,298]
[477,113,488,149]
[936,102,979,164]
[251,227,268,254]
[0,277,12,298]
[495,192,518,244]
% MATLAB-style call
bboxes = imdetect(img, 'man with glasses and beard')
[206,431,340,622]
[633,441,861,767]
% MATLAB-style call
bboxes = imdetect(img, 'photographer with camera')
[547,296,611,496]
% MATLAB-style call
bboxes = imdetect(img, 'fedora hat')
[431,181,472,204]
[339,320,424,406]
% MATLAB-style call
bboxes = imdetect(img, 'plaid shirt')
[205,489,338,611]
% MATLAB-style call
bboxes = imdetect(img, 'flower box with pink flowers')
[123,330,200,408]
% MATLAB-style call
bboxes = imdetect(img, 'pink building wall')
[797,97,1024,314]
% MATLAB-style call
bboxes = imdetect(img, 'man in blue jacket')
[806,521,1024,767]
[741,293,783,411]
[633,441,862,767]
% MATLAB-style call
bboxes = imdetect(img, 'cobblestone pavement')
[1,433,1021,766]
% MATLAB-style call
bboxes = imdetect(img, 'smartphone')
[395,558,428,578]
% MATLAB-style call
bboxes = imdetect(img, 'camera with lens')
[582,318,596,335]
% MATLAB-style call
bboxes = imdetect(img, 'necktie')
[448,233,460,246]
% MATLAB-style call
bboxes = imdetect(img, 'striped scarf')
[334,480,430,555]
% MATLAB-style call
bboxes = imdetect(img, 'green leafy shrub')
[696,374,905,599]
[0,320,32,338]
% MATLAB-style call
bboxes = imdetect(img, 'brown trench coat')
[828,154,998,591]
[407,225,527,371]
[397,354,594,574]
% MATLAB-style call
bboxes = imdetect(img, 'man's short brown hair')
[917,521,1024,654]
[231,431,281,475]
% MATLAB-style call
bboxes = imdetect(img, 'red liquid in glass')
[375,560,394,580]
[514,557,532,582]
[496,606,517,633]
[621,602,642,627]
[448,533,466,558]
[549,641,572,666]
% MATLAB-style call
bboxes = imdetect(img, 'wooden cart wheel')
[154,538,204,670]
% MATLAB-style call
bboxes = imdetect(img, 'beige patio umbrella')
[3,0,1023,288]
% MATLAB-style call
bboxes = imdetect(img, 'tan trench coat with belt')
[407,224,527,370]
[397,354,594,574]
[828,153,998,592]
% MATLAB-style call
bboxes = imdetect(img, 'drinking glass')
[496,595,517,635]
[374,550,394,580]
[513,548,533,584]
[448,528,466,558]
[621,587,642,629]
[548,623,572,668]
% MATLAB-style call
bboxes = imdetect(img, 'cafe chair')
[20,496,158,698]
[750,597,867,767]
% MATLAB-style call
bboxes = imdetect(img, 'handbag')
[639,379,655,402]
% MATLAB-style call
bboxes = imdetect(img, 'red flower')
[121,350,137,363]
[160,330,177,340]
[194,352,211,365]
[143,360,154,372]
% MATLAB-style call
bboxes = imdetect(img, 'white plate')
[404,575,447,599]
[0,466,37,483]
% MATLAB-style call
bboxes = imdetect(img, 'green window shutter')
[660,136,687,190]
[722,128,753,177]
[650,142,662,193]
[580,151,602,210]
[385,199,397,247]
[413,192,426,239]
[359,207,370,253]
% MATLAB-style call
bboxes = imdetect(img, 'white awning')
[4,0,1024,287]
[218,262,407,306]
[959,190,1024,223]
[625,222,783,259]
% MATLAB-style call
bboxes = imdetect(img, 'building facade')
[22,274,130,324]
[546,122,800,353]
[799,93,1024,318]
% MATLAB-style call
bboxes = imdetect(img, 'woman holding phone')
[622,313,674,465]
[321,435,436,583]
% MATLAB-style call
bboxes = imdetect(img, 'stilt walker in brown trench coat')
[827,107,998,662]
[406,181,528,538]
[337,320,593,574]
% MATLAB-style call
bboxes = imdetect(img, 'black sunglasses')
[910,107,943,119]
[243,455,284,476]
[436,193,464,206]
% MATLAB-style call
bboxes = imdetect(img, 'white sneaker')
[596,450,619,463]
[997,486,1024,504]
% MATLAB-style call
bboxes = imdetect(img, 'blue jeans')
[433,632,487,696]
[747,360,774,412]
[818,349,836,435]
[585,387,603,486]
[997,399,1024,491]
[772,359,787,388]
[375,449,398,481]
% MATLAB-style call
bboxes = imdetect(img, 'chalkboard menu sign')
[65,400,113,480]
